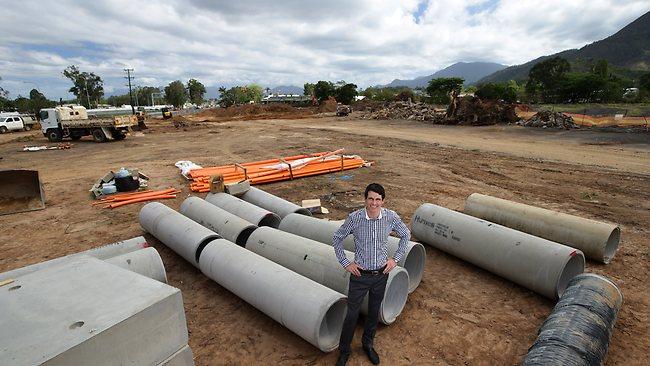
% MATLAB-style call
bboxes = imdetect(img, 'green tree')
[313,81,336,103]
[334,83,358,104]
[638,72,650,101]
[217,84,263,107]
[426,77,464,104]
[62,65,104,108]
[303,83,315,96]
[135,86,162,106]
[475,82,518,103]
[29,89,55,115]
[187,79,206,105]
[525,57,570,103]
[593,59,609,78]
[164,80,187,108]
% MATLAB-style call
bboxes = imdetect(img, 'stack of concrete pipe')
[279,213,426,293]
[205,192,281,228]
[412,203,585,299]
[239,186,313,218]
[464,193,621,264]
[140,202,346,352]
[179,196,410,325]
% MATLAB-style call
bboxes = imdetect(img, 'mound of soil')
[195,104,313,121]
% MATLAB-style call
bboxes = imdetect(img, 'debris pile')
[519,111,577,129]
[446,96,519,125]
[359,97,518,125]
[195,104,313,121]
[360,101,445,122]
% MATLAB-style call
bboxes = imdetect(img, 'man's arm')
[333,214,355,269]
[391,211,411,263]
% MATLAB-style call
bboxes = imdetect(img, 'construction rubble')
[359,96,519,125]
[518,110,577,129]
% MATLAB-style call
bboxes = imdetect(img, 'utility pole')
[124,68,135,115]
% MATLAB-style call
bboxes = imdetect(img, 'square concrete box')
[0,257,193,366]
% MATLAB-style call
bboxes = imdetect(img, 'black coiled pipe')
[523,273,623,366]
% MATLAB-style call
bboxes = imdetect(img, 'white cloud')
[0,0,647,99]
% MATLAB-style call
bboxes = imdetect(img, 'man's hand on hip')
[383,258,397,274]
[345,263,362,277]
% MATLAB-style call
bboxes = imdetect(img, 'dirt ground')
[0,112,648,365]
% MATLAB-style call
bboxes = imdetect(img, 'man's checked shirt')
[333,207,411,270]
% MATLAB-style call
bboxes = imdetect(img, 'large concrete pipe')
[205,192,281,228]
[180,196,257,246]
[139,202,221,266]
[464,193,621,264]
[245,227,410,325]
[105,247,168,283]
[279,213,425,293]
[524,273,623,365]
[412,203,585,299]
[0,236,149,281]
[199,239,347,352]
[239,186,312,218]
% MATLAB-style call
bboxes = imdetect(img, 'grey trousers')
[338,272,388,354]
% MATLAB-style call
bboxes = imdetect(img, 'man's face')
[365,190,384,212]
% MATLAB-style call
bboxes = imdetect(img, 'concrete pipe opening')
[196,237,218,264]
[259,213,281,228]
[403,243,426,293]
[378,268,410,325]
[236,226,257,247]
[603,227,621,264]
[294,207,313,216]
[556,253,586,298]
[318,298,347,351]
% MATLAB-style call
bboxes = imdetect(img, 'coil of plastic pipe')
[279,213,425,293]
[464,193,621,264]
[412,203,585,299]
[523,273,623,365]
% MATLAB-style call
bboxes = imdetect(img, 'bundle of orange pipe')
[187,150,368,192]
[93,188,181,209]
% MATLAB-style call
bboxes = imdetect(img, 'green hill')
[479,11,650,84]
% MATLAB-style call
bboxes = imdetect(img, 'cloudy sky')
[1,0,648,99]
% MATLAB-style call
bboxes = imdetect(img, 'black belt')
[359,266,386,275]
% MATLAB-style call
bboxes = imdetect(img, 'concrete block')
[0,257,190,366]
[158,345,194,366]
[225,180,250,196]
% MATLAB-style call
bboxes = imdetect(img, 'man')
[332,183,411,366]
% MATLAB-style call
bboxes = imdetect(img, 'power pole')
[124,68,135,115]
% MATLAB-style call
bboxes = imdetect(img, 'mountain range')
[478,11,650,83]
[381,62,507,88]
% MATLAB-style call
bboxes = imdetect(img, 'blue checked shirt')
[333,208,411,270]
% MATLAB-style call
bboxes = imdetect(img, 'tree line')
[0,66,209,113]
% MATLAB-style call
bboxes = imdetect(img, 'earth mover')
[39,106,137,143]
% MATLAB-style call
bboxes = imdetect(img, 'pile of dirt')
[359,101,445,122]
[446,96,519,126]
[351,99,385,112]
[195,104,313,121]
[519,111,577,129]
[317,98,338,113]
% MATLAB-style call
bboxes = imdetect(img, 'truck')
[0,113,37,133]
[39,106,138,142]
[335,104,352,117]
